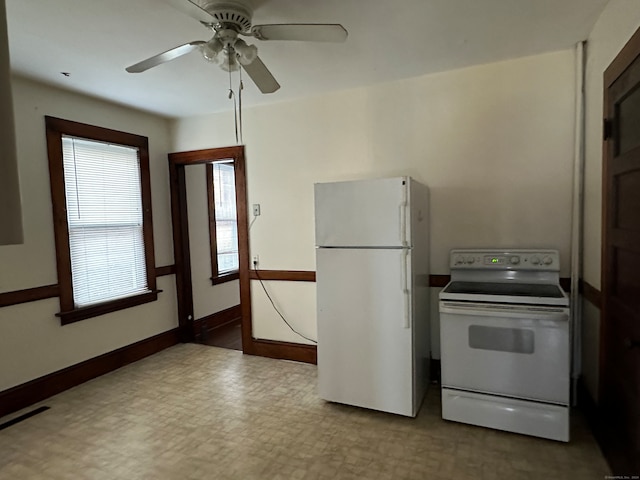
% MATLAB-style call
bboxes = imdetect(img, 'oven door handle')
[440,304,568,322]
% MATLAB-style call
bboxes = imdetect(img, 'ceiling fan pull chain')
[239,67,244,144]
[233,94,239,144]
[228,67,239,144]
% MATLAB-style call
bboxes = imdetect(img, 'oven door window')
[468,325,534,354]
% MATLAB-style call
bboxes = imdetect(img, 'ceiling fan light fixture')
[219,49,240,72]
[201,38,223,63]
[234,38,258,66]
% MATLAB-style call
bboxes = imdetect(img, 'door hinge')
[603,118,613,141]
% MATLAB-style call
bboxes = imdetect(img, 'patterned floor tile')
[0,344,610,479]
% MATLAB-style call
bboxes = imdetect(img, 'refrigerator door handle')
[400,179,408,247]
[400,204,408,247]
[402,249,411,329]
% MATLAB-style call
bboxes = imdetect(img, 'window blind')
[213,162,238,273]
[62,136,149,307]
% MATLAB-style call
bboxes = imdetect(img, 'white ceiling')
[6,0,608,119]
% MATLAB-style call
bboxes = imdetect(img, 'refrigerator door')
[315,177,410,248]
[316,247,415,416]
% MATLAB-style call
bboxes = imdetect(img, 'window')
[45,117,158,324]
[207,161,239,284]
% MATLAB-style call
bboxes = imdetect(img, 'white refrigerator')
[314,176,430,417]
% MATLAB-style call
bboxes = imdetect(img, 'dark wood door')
[601,29,640,475]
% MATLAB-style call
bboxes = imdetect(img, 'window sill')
[210,271,239,285]
[57,290,161,325]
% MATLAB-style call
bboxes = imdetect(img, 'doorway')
[169,146,317,362]
[203,160,241,349]
[168,146,251,351]
[601,26,640,474]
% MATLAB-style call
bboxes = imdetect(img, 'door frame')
[168,146,316,363]
[168,146,250,348]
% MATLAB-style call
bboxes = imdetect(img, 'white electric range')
[439,249,570,442]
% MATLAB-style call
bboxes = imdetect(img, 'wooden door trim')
[604,31,640,88]
[168,158,194,342]
[168,146,248,346]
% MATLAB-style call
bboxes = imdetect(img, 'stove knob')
[510,256,520,265]
[530,255,541,265]
[543,256,553,265]
[466,256,475,264]
[455,255,465,265]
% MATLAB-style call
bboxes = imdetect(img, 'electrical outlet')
[252,204,261,216]
[252,255,259,267]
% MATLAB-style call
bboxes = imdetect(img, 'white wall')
[185,163,239,320]
[173,49,577,352]
[581,0,640,402]
[0,77,178,391]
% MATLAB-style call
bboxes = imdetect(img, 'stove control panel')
[450,250,560,271]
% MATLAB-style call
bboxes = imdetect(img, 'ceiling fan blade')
[251,24,348,42]
[126,41,206,73]
[163,0,214,24]
[242,56,280,94]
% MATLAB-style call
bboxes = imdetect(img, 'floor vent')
[0,406,50,431]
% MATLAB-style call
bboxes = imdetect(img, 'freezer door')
[316,247,415,416]
[314,177,410,247]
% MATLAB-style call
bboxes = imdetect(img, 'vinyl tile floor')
[0,344,610,480]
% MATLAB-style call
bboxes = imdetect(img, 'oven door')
[440,301,570,405]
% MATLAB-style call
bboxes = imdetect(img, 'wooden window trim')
[45,116,158,325]
[210,272,240,285]
[57,290,160,324]
[206,162,239,285]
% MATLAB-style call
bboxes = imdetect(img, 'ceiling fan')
[126,0,348,94]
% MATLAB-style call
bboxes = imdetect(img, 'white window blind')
[62,136,149,307]
[213,162,239,273]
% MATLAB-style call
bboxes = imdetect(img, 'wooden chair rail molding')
[249,271,582,299]
[579,279,602,310]
[249,270,316,282]
[429,275,450,288]
[0,270,598,310]
[0,284,60,308]
[0,265,176,308]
